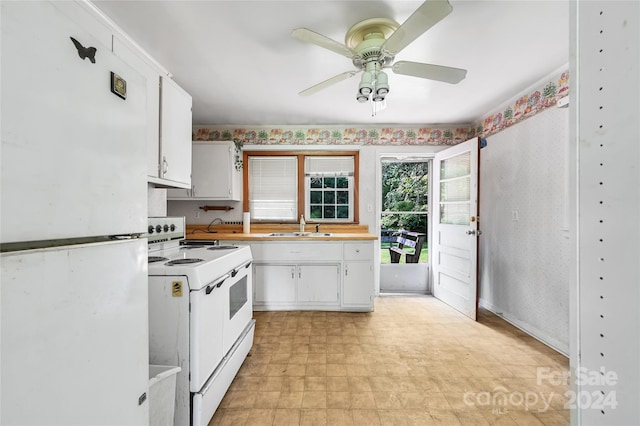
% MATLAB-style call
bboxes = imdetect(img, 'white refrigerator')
[1,1,149,424]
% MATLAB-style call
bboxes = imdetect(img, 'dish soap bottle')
[299,215,306,233]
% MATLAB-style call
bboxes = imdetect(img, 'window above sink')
[245,151,359,224]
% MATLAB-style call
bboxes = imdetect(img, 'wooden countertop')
[186,224,378,241]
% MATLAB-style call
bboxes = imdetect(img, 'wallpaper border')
[193,69,569,146]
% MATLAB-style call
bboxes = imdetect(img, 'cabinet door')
[159,76,192,187]
[192,143,232,198]
[298,264,340,303]
[343,262,373,307]
[112,36,161,181]
[167,142,242,200]
[254,264,296,304]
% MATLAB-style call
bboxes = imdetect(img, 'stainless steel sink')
[267,232,332,237]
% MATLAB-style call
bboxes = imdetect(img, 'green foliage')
[381,162,428,233]
[395,200,414,211]
[233,140,243,170]
[294,130,305,140]
[331,130,342,139]
[221,130,232,140]
[257,130,269,140]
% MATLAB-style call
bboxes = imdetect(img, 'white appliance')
[1,1,149,425]
[146,217,255,426]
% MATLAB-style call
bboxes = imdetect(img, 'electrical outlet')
[367,203,373,212]
[512,209,519,221]
[195,210,200,219]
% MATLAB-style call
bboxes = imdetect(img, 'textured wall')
[478,106,570,355]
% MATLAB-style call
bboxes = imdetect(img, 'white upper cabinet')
[167,141,242,200]
[112,36,161,183]
[111,30,192,190]
[158,76,192,188]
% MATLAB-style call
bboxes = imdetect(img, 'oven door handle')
[205,273,230,294]
[231,261,253,277]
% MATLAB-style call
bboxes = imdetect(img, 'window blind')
[305,156,354,176]
[248,156,297,221]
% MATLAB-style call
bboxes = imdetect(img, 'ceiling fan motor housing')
[352,34,394,70]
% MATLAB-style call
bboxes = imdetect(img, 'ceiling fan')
[291,0,467,103]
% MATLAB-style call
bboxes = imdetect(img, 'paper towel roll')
[243,212,250,234]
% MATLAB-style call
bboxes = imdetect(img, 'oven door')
[222,260,253,356]
[189,273,227,392]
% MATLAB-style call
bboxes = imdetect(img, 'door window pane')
[439,151,471,225]
[440,203,470,225]
[440,178,470,202]
[440,152,470,180]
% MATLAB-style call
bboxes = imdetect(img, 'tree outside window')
[381,161,429,263]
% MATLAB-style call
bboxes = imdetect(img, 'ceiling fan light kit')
[358,71,373,96]
[375,71,389,96]
[291,0,466,111]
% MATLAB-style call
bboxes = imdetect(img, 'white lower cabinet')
[297,264,340,304]
[254,264,296,305]
[241,241,373,312]
[342,242,374,308]
[253,263,340,308]
[343,262,373,307]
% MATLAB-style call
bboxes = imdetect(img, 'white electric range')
[146,217,254,426]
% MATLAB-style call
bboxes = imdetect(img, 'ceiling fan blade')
[291,28,356,59]
[392,61,467,84]
[381,0,453,57]
[298,71,360,96]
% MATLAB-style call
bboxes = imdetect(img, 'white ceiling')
[93,1,569,126]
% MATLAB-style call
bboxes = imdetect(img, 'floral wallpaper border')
[193,69,569,146]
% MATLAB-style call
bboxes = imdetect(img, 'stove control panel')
[146,216,185,243]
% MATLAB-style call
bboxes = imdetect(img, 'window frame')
[243,150,360,223]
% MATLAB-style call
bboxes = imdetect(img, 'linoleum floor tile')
[221,296,569,426]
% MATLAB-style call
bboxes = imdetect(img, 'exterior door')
[432,137,480,320]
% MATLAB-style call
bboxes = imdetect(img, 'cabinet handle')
[345,265,348,276]
[291,268,295,279]
[192,185,196,197]
[162,156,169,176]
[298,269,301,279]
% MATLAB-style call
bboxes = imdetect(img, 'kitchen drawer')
[250,242,342,262]
[343,242,373,261]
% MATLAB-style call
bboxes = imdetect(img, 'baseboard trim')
[478,298,569,357]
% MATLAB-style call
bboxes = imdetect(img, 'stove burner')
[165,258,204,266]
[148,256,169,263]
[181,246,204,250]
[207,246,238,250]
